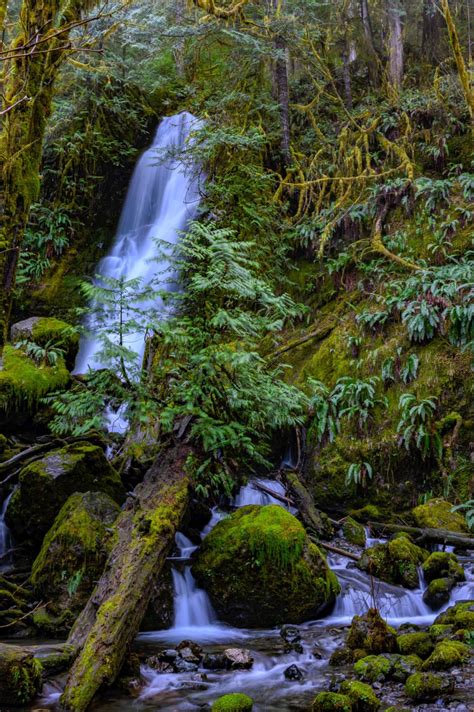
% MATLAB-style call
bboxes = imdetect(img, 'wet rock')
[404,671,455,701]
[11,316,79,370]
[357,534,428,588]
[412,499,467,533]
[280,624,303,653]
[353,654,392,683]
[311,691,352,711]
[434,600,474,631]
[0,643,43,706]
[211,693,253,711]
[174,657,199,673]
[342,517,366,546]
[158,649,179,663]
[6,442,125,546]
[147,658,174,673]
[347,608,397,654]
[428,623,454,642]
[202,653,227,670]
[177,640,203,663]
[222,648,254,670]
[312,645,324,659]
[422,552,465,583]
[31,492,120,624]
[284,664,303,680]
[423,577,456,610]
[387,653,423,681]
[329,646,356,666]
[397,632,434,659]
[193,505,340,627]
[339,679,381,711]
[421,640,470,670]
[141,561,174,631]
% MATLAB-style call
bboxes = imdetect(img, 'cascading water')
[74,111,202,382]
[169,532,216,631]
[0,491,13,571]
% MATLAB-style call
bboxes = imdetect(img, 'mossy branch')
[440,0,473,125]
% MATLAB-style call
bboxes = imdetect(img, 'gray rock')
[284,664,303,680]
[222,648,254,669]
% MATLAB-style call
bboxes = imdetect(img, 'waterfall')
[74,111,202,377]
[0,492,13,571]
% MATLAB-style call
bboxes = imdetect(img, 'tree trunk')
[422,0,442,62]
[360,0,380,86]
[283,470,327,538]
[387,0,404,90]
[60,443,192,712]
[271,0,291,166]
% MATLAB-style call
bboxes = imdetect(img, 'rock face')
[192,504,340,627]
[412,498,467,533]
[0,643,43,706]
[357,534,428,588]
[31,492,120,620]
[6,442,125,546]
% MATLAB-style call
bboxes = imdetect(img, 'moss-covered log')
[60,443,192,712]
[283,470,327,538]
[367,522,474,549]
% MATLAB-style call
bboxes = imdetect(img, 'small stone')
[280,624,301,644]
[173,657,199,673]
[284,664,303,680]
[222,648,254,670]
[202,653,227,670]
[177,639,203,662]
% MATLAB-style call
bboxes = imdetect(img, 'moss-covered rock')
[6,442,125,546]
[192,505,340,627]
[0,343,70,423]
[343,517,366,546]
[397,632,434,659]
[434,600,474,631]
[428,623,454,641]
[353,655,392,683]
[31,491,120,621]
[347,609,397,654]
[0,643,43,705]
[422,551,465,583]
[211,693,253,711]
[339,680,380,711]
[404,671,454,701]
[412,499,467,533]
[422,577,455,610]
[421,640,470,670]
[10,316,79,370]
[311,692,353,711]
[357,535,428,588]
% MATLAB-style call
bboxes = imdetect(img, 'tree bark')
[360,0,380,86]
[422,0,442,62]
[283,470,327,538]
[387,0,404,91]
[60,442,192,712]
[271,0,291,167]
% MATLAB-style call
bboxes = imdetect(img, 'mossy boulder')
[6,442,125,547]
[0,643,43,705]
[397,632,434,659]
[342,517,366,546]
[347,609,397,654]
[434,600,474,631]
[353,655,392,683]
[357,535,428,588]
[412,499,467,533]
[421,640,470,670]
[0,343,70,423]
[211,693,253,711]
[422,577,455,610]
[422,551,465,583]
[311,692,353,711]
[31,492,120,620]
[349,505,382,523]
[404,671,455,701]
[389,654,423,681]
[340,680,380,711]
[11,316,79,370]
[428,624,454,641]
[192,505,340,627]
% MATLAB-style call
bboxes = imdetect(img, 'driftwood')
[283,470,326,538]
[367,521,474,550]
[60,442,193,712]
[319,541,360,562]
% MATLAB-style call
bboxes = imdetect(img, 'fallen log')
[60,442,192,712]
[319,541,360,562]
[367,521,474,550]
[282,470,326,538]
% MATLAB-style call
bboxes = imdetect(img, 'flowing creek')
[37,478,474,711]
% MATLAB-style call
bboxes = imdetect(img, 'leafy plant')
[332,376,387,430]
[356,310,391,332]
[307,379,339,444]
[346,461,373,488]
[451,501,474,531]
[397,394,442,459]
[15,339,65,367]
[400,353,420,384]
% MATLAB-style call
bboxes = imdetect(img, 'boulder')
[339,680,381,711]
[212,693,253,711]
[421,640,470,670]
[357,534,428,588]
[0,643,43,706]
[347,609,397,654]
[31,492,120,621]
[342,517,366,546]
[412,499,467,533]
[311,692,353,711]
[10,316,79,370]
[222,648,254,670]
[422,551,465,583]
[422,577,455,610]
[353,654,392,683]
[6,442,125,546]
[397,632,434,659]
[434,600,474,631]
[404,671,455,701]
[192,505,340,627]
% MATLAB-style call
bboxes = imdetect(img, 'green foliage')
[15,339,65,367]
[346,461,373,488]
[17,205,72,285]
[331,376,387,431]
[397,394,442,459]
[451,501,474,531]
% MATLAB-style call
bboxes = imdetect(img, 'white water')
[233,477,288,508]
[74,111,202,393]
[0,492,13,570]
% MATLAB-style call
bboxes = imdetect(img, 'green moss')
[0,644,43,705]
[347,609,397,654]
[412,499,467,533]
[353,655,392,683]
[421,640,470,670]
[357,537,427,589]
[397,632,434,659]
[340,680,381,711]
[192,505,340,627]
[211,693,254,711]
[428,624,453,641]
[311,692,353,711]
[349,505,382,522]
[0,343,69,418]
[343,517,366,546]
[404,671,454,701]
[434,600,474,631]
[422,552,465,582]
